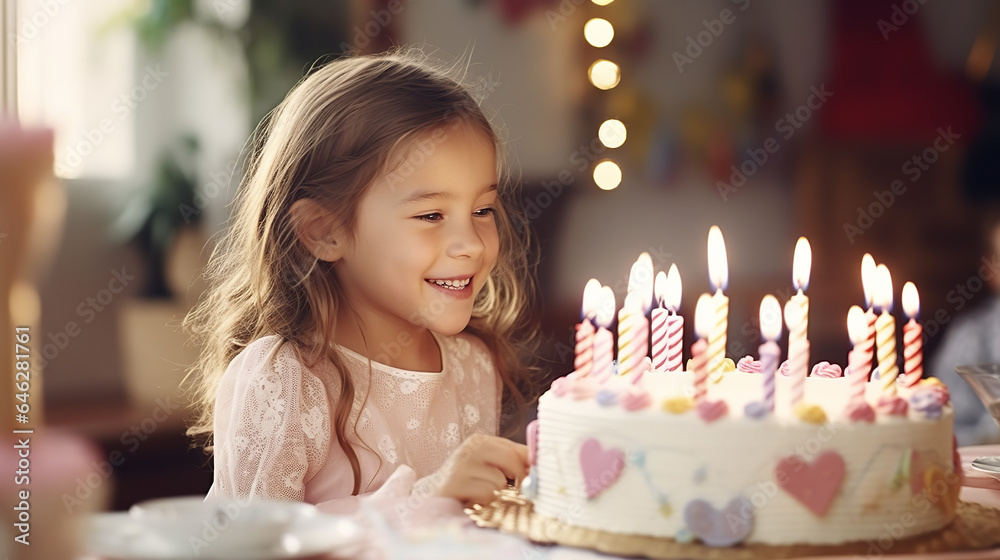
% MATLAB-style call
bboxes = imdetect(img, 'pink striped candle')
[652,265,684,371]
[692,294,713,403]
[861,254,877,379]
[574,279,601,377]
[846,305,869,408]
[902,281,923,388]
[592,285,616,381]
[619,254,654,377]
[874,264,899,394]
[758,295,782,412]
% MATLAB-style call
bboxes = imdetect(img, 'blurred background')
[4,0,1000,510]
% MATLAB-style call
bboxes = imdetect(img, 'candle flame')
[595,285,617,328]
[707,226,729,292]
[875,264,893,312]
[654,270,667,307]
[902,281,919,319]
[582,278,602,320]
[694,293,714,339]
[666,263,682,311]
[792,237,812,291]
[628,252,654,314]
[861,254,876,308]
[760,294,782,341]
[847,305,867,345]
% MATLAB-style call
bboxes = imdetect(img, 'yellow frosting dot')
[658,503,674,518]
[722,358,736,372]
[920,377,943,388]
[662,396,694,414]
[794,402,827,424]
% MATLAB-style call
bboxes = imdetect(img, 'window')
[16,0,136,179]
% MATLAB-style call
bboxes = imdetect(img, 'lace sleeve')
[208,336,331,502]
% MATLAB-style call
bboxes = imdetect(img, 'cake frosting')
[526,371,960,547]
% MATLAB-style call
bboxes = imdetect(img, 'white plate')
[86,510,364,559]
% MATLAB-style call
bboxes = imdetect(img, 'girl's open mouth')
[426,276,474,298]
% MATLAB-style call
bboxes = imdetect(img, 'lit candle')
[574,279,601,377]
[789,236,811,367]
[593,285,616,381]
[846,305,870,409]
[758,295,782,412]
[692,293,713,403]
[861,254,877,378]
[784,297,809,406]
[618,253,653,377]
[874,264,898,394]
[902,281,923,388]
[706,226,729,374]
[652,264,684,372]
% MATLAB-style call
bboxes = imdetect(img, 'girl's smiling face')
[334,123,500,344]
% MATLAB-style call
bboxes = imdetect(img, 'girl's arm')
[208,336,330,502]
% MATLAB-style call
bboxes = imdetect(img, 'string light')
[599,119,626,148]
[594,160,622,190]
[584,18,614,48]
[588,59,620,90]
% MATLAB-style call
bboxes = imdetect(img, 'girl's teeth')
[431,278,470,289]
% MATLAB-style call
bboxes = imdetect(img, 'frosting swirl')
[908,382,949,419]
[810,361,843,378]
[621,387,652,411]
[875,394,908,416]
[737,355,763,373]
[778,360,791,376]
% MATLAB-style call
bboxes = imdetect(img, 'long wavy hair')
[183,48,538,495]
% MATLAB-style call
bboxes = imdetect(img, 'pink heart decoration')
[683,497,753,547]
[696,399,729,423]
[526,420,539,466]
[579,438,625,499]
[775,451,846,517]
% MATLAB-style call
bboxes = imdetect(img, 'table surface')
[82,445,1000,560]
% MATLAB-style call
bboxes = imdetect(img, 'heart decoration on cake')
[775,451,846,517]
[579,438,625,499]
[683,497,753,547]
[526,420,539,466]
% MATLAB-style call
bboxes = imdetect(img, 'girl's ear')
[290,199,347,262]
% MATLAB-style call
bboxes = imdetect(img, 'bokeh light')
[599,119,626,148]
[588,59,620,90]
[594,160,622,190]
[584,18,614,48]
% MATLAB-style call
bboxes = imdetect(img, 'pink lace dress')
[206,331,500,512]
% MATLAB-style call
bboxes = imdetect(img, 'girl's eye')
[416,213,443,222]
[474,206,496,217]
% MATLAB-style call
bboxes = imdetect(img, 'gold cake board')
[468,489,1000,559]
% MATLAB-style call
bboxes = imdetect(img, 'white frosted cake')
[524,369,959,547]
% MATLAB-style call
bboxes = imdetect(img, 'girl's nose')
[446,218,486,259]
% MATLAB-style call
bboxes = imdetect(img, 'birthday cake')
[522,239,961,549]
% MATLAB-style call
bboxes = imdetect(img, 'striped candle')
[617,293,648,377]
[902,281,923,388]
[758,295,782,412]
[692,294,713,403]
[846,305,869,409]
[861,254,877,380]
[874,264,899,394]
[784,298,809,405]
[574,279,601,377]
[652,271,669,371]
[592,285,616,381]
[706,227,729,374]
[653,264,684,371]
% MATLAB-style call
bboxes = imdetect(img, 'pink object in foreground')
[810,361,843,378]
[579,438,625,499]
[574,320,595,377]
[526,420,539,466]
[775,451,846,517]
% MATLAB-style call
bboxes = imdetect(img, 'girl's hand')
[433,433,529,506]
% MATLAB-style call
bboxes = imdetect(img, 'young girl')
[184,49,537,511]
